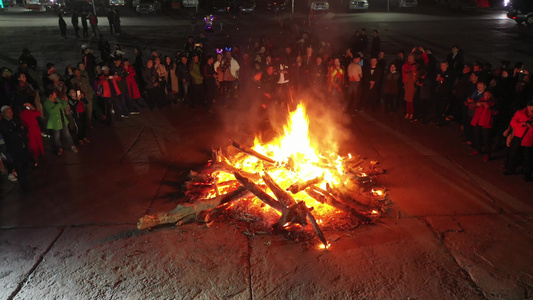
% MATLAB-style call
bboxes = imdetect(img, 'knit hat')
[1,105,11,113]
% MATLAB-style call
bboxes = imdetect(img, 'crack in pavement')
[420,217,487,299]
[7,227,64,300]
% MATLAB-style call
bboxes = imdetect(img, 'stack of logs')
[138,140,388,245]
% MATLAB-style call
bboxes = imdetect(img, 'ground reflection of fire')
[138,103,389,250]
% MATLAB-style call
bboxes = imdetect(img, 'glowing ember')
[319,243,331,250]
[372,189,384,196]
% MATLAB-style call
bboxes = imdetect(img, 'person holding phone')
[44,88,78,156]
[67,89,90,145]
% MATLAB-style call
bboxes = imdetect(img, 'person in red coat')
[504,100,533,181]
[19,103,44,166]
[123,59,142,112]
[98,66,124,123]
[470,91,496,161]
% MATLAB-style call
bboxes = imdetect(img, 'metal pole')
[92,0,96,15]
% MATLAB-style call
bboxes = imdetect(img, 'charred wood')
[233,172,283,212]
[230,140,277,164]
[286,176,323,194]
[137,186,252,230]
[308,186,373,224]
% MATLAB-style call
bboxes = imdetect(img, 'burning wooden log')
[137,186,252,230]
[273,203,308,230]
[306,186,373,224]
[326,183,370,210]
[263,171,327,245]
[286,176,324,194]
[230,140,277,164]
[262,171,297,208]
[206,159,261,181]
[262,171,308,228]
[233,172,283,212]
[301,202,328,246]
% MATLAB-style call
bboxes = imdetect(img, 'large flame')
[220,104,350,219]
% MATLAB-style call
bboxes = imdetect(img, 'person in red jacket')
[19,103,44,166]
[470,91,497,161]
[123,59,142,113]
[98,66,123,124]
[504,100,533,181]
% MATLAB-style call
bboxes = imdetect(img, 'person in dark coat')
[58,14,67,38]
[113,9,121,35]
[18,49,37,71]
[446,45,464,77]
[71,11,80,37]
[176,56,191,103]
[81,11,89,37]
[360,28,369,53]
[361,57,383,111]
[203,55,217,108]
[0,105,30,192]
[371,30,381,58]
[134,47,145,94]
[98,34,111,64]
[142,59,162,111]
[107,8,115,35]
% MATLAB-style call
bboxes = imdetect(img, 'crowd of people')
[1,24,533,193]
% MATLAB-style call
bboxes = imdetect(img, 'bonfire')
[138,103,389,249]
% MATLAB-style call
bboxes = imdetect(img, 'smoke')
[216,83,352,157]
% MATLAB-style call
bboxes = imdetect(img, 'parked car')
[239,0,255,13]
[209,0,231,12]
[62,0,93,14]
[507,0,533,25]
[266,0,286,12]
[182,0,199,8]
[391,0,418,8]
[310,0,329,11]
[108,0,125,6]
[136,0,161,14]
[348,0,368,10]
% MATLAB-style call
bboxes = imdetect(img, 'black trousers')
[473,125,492,157]
[505,136,522,172]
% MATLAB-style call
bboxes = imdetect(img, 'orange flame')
[218,103,355,220]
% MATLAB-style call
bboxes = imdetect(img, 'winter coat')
[383,71,400,95]
[44,97,69,130]
[111,64,129,91]
[189,62,203,85]
[59,17,67,31]
[70,75,94,101]
[142,67,157,90]
[471,98,496,129]
[176,62,190,82]
[125,65,141,99]
[168,62,179,95]
[510,108,533,147]
[98,75,121,98]
[19,109,44,159]
[403,72,417,102]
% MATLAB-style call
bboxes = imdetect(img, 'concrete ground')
[1,101,532,300]
[1,5,533,300]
